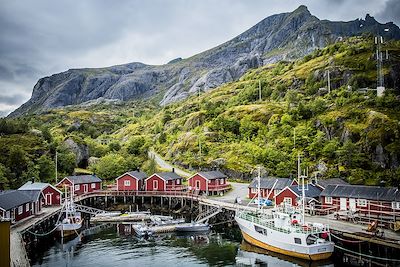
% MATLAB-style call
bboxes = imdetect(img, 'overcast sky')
[0,0,399,116]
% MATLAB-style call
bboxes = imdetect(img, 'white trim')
[0,206,5,212]
[45,184,62,194]
[124,180,131,187]
[357,198,367,207]
[392,202,400,210]
[283,197,293,205]
[325,196,333,204]
[18,205,23,215]
[145,173,167,182]
[275,186,299,197]
[115,172,140,181]
[55,177,73,187]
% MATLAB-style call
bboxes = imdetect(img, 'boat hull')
[175,224,210,232]
[236,216,333,261]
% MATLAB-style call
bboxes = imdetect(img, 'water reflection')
[236,240,334,267]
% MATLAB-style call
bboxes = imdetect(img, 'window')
[255,225,267,235]
[18,206,23,215]
[91,183,96,189]
[75,185,79,191]
[220,178,224,184]
[124,180,130,186]
[283,197,292,205]
[294,238,302,244]
[392,202,400,210]
[251,188,257,193]
[26,203,30,211]
[196,180,201,189]
[325,197,333,204]
[176,179,180,185]
[153,180,158,190]
[357,199,367,207]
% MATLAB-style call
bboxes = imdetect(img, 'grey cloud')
[0,94,26,105]
[376,0,400,26]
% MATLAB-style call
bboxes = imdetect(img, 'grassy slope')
[2,36,400,187]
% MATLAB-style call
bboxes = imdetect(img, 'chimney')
[31,177,35,184]
[172,168,175,173]
[136,167,140,172]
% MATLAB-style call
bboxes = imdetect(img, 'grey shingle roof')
[0,190,32,211]
[126,171,148,180]
[249,177,293,190]
[19,181,61,193]
[320,184,400,201]
[316,178,348,189]
[155,172,182,181]
[65,175,102,184]
[19,190,42,202]
[288,184,322,198]
[197,171,227,180]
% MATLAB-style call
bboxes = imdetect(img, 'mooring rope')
[330,232,366,243]
[334,244,400,262]
[25,205,64,237]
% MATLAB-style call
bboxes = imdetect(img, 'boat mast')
[257,166,261,209]
[298,154,305,224]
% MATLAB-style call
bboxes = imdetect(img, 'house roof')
[116,171,148,181]
[288,184,322,199]
[19,181,62,193]
[0,190,32,211]
[197,171,227,180]
[249,177,293,190]
[316,178,348,189]
[19,190,42,202]
[62,175,102,184]
[153,172,182,181]
[320,184,400,201]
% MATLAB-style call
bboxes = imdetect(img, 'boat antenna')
[298,154,306,224]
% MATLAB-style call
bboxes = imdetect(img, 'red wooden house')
[19,181,62,206]
[320,184,400,213]
[145,172,185,191]
[56,175,102,195]
[248,177,295,200]
[116,171,147,191]
[188,171,230,195]
[275,184,322,206]
[0,190,33,222]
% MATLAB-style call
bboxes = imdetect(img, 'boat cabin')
[116,171,148,191]
[0,190,33,222]
[320,184,400,214]
[56,175,102,195]
[145,171,185,191]
[188,171,229,195]
[19,181,62,206]
[248,177,296,200]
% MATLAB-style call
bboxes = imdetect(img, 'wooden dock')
[91,213,151,223]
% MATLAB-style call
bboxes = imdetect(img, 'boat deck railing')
[238,212,330,235]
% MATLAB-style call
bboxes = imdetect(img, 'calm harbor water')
[29,223,339,267]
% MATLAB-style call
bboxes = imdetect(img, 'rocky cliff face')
[10,6,400,116]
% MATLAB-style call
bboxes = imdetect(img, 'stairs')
[195,206,222,223]
[74,204,107,215]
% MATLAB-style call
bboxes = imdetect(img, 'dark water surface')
[29,223,380,267]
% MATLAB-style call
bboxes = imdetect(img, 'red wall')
[14,202,32,221]
[188,174,207,191]
[275,189,298,206]
[57,179,101,195]
[117,174,140,191]
[321,196,395,213]
[145,175,165,191]
[43,186,61,205]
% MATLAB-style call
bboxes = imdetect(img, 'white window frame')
[283,197,292,205]
[91,183,96,189]
[176,179,180,185]
[220,178,224,184]
[18,206,23,215]
[124,180,131,186]
[74,184,80,191]
[392,202,400,210]
[153,180,158,190]
[357,199,367,207]
[251,188,257,193]
[325,196,333,204]
[26,203,30,211]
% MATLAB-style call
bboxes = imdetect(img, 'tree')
[0,163,10,189]
[108,141,121,152]
[37,155,55,183]
[90,153,139,180]
[57,149,76,176]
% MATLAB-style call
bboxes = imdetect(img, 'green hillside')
[1,36,400,188]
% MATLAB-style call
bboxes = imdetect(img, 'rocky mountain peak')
[10,6,400,117]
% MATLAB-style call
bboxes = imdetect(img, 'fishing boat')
[235,157,334,261]
[57,183,83,237]
[175,222,210,232]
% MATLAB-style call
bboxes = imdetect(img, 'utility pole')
[327,70,331,94]
[375,35,385,97]
[198,87,202,163]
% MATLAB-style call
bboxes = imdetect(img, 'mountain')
[10,5,400,117]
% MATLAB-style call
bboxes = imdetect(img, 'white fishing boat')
[235,157,334,261]
[57,183,83,237]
